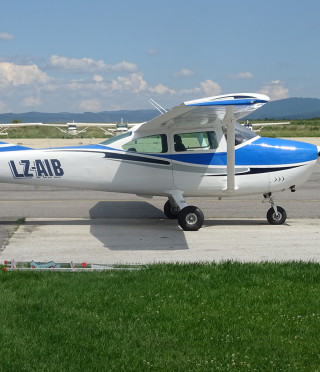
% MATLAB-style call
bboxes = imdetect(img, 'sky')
[0,0,320,113]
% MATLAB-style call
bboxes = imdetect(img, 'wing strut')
[224,106,238,192]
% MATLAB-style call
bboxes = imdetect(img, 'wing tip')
[184,93,270,107]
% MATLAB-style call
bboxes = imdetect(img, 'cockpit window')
[174,131,218,152]
[223,123,258,146]
[122,134,168,153]
[100,131,132,146]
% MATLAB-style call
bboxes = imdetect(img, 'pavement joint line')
[0,199,319,203]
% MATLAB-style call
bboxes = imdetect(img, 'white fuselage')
[0,124,317,199]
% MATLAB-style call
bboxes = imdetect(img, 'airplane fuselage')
[0,133,317,199]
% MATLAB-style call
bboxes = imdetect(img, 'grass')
[0,262,320,371]
[2,119,320,139]
[250,119,320,137]
[5,125,109,139]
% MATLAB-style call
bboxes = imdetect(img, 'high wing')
[134,93,269,192]
[134,93,269,134]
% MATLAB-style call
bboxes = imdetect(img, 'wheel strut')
[263,193,287,225]
[166,190,204,231]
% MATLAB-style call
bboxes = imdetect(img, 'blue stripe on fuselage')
[0,145,32,152]
[0,139,316,167]
[161,138,318,166]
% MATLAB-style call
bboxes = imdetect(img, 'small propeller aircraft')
[243,120,291,131]
[0,93,319,230]
[0,121,138,136]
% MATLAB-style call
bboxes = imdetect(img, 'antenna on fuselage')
[148,99,167,114]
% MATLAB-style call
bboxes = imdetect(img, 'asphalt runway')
[0,137,319,264]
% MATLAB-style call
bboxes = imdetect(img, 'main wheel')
[267,206,287,225]
[163,200,180,219]
[178,206,204,231]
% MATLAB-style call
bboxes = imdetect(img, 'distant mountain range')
[245,97,320,120]
[0,110,159,124]
[0,97,320,123]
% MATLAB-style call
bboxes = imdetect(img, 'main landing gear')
[163,195,204,231]
[164,191,287,231]
[264,193,287,225]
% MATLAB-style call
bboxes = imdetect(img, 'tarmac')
[1,217,320,265]
[0,137,319,265]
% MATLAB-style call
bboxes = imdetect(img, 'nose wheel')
[264,193,287,225]
[267,206,287,225]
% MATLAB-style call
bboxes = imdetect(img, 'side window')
[122,134,168,153]
[174,131,218,152]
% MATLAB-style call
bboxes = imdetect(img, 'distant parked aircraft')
[0,120,140,136]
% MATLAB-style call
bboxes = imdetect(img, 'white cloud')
[111,73,147,93]
[199,80,222,96]
[179,87,201,95]
[0,62,50,87]
[111,61,138,73]
[259,81,289,100]
[228,72,253,80]
[173,68,194,78]
[0,59,224,112]
[149,84,176,95]
[147,48,159,55]
[49,55,106,73]
[22,96,42,108]
[93,74,104,83]
[178,80,222,100]
[79,99,101,112]
[48,55,137,73]
[0,33,14,41]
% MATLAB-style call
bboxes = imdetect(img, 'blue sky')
[0,0,319,113]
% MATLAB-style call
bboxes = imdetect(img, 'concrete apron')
[1,218,320,264]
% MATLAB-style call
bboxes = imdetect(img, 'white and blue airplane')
[0,93,318,231]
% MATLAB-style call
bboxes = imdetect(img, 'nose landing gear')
[263,193,287,225]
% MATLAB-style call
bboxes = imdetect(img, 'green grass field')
[4,125,106,139]
[249,119,320,138]
[1,262,319,371]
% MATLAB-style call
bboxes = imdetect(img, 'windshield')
[235,123,257,141]
[223,123,258,145]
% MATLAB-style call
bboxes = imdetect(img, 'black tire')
[178,206,204,231]
[267,206,287,225]
[163,200,179,219]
